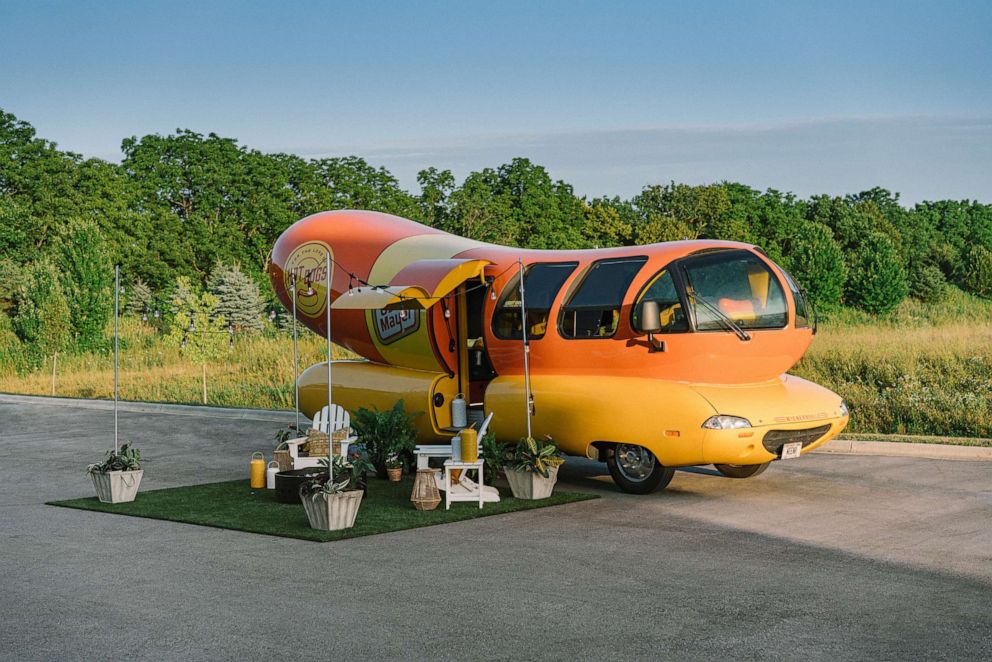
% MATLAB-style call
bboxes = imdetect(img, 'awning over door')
[332,258,491,310]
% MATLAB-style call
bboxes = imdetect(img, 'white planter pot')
[90,470,143,504]
[301,490,363,531]
[505,465,558,500]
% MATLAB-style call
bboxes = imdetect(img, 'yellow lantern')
[460,428,479,463]
[249,451,266,489]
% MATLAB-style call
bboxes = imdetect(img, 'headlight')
[840,401,849,417]
[701,415,752,430]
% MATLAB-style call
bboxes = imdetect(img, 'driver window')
[632,269,688,332]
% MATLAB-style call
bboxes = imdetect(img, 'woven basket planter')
[301,489,363,531]
[505,465,558,500]
[90,470,143,504]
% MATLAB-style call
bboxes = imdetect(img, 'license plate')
[781,442,802,459]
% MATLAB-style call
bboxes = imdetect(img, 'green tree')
[909,264,947,303]
[961,245,992,298]
[208,262,265,332]
[56,220,113,351]
[124,277,155,317]
[0,312,25,376]
[166,284,229,362]
[845,234,909,314]
[785,222,847,309]
[13,259,72,359]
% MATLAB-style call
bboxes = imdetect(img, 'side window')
[560,257,647,339]
[492,262,577,340]
[632,269,689,333]
[783,271,810,328]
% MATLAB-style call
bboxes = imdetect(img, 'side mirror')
[636,300,662,333]
[635,300,665,353]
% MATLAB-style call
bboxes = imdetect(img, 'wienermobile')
[269,210,849,494]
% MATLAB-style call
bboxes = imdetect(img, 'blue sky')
[1,0,990,202]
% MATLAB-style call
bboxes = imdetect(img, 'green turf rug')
[47,478,598,542]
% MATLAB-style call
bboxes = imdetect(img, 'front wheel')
[714,462,770,479]
[606,443,676,494]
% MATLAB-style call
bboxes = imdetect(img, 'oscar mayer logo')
[373,308,420,345]
[283,241,332,317]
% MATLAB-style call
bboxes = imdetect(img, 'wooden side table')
[443,459,485,510]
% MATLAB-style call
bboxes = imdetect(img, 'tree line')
[2,107,991,371]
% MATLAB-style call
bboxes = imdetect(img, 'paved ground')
[1,397,990,661]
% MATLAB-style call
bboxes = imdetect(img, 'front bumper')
[700,414,849,465]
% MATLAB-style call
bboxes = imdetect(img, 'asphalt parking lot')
[1,396,990,661]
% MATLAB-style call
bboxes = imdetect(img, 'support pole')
[114,265,120,453]
[292,273,300,433]
[325,251,333,471]
[518,258,533,439]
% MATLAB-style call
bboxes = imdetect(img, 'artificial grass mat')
[47,477,599,542]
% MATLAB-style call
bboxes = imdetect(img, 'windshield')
[681,250,787,330]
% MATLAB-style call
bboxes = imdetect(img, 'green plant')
[385,456,403,470]
[480,431,509,484]
[274,423,303,444]
[506,436,564,478]
[350,400,419,478]
[86,442,142,474]
[910,264,947,303]
[300,454,373,497]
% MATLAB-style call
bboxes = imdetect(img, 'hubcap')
[615,444,656,482]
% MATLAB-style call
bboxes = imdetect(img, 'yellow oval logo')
[283,241,333,318]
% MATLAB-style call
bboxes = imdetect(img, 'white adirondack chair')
[285,404,357,470]
[414,412,499,502]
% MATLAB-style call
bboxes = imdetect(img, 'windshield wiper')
[689,294,752,342]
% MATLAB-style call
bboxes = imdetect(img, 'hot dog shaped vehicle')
[269,210,849,493]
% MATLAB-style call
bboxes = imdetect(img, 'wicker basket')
[273,442,292,472]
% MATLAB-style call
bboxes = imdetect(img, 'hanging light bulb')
[399,310,407,320]
[490,288,497,301]
[181,337,186,349]
[142,312,148,322]
[154,309,160,319]
[444,306,451,319]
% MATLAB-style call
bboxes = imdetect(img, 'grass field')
[48,477,598,542]
[3,293,991,439]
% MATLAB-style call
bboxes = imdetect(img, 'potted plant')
[385,456,403,482]
[350,400,419,479]
[86,442,143,504]
[299,454,373,531]
[504,436,564,500]
[480,431,508,489]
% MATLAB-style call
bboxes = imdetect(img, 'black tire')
[714,462,770,479]
[606,443,676,494]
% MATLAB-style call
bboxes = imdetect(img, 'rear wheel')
[714,462,770,479]
[606,443,676,494]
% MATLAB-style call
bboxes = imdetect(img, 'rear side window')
[492,262,577,340]
[560,257,647,339]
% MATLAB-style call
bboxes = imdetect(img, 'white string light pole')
[325,250,333,472]
[518,258,533,439]
[113,265,120,453]
[291,273,300,433]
